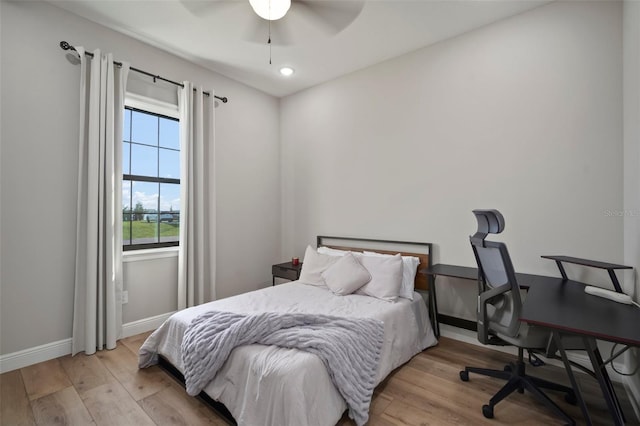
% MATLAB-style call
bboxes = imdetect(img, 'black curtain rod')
[60,41,228,104]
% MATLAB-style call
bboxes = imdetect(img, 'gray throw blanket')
[181,311,384,426]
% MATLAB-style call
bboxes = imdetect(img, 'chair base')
[460,351,576,425]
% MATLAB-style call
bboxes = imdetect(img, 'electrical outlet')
[122,290,129,304]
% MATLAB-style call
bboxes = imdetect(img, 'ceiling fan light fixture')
[249,0,291,21]
[279,67,294,76]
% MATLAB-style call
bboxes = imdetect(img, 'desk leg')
[272,276,275,286]
[554,260,568,280]
[583,337,625,425]
[429,275,440,338]
[553,332,591,426]
[607,269,624,293]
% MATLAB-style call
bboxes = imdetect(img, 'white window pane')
[159,148,180,179]
[132,181,160,214]
[123,109,131,141]
[160,183,180,213]
[122,180,133,245]
[159,118,179,150]
[131,110,158,146]
[131,181,160,245]
[159,183,180,243]
[123,142,130,175]
[131,144,158,177]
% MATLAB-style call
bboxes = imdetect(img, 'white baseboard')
[0,338,72,374]
[0,312,175,373]
[121,311,175,338]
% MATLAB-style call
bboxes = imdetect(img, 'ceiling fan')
[181,0,365,46]
[249,0,291,20]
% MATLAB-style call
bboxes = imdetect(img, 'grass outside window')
[123,220,179,242]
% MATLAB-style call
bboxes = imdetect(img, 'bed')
[139,236,438,426]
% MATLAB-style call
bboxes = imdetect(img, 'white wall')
[281,1,624,320]
[624,0,640,305]
[623,0,640,412]
[0,0,281,356]
[122,252,179,324]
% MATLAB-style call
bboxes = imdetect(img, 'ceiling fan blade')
[179,0,243,16]
[293,1,364,35]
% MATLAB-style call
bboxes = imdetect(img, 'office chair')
[460,209,576,424]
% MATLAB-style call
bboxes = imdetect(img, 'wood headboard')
[316,236,432,291]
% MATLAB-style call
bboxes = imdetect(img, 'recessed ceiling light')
[279,67,294,77]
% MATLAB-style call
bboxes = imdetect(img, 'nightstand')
[272,261,303,285]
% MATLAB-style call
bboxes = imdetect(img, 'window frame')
[122,93,181,252]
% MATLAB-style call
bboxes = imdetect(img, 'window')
[122,99,180,251]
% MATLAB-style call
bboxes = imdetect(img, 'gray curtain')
[177,82,216,309]
[72,47,129,355]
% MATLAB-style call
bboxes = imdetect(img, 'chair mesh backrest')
[470,210,522,338]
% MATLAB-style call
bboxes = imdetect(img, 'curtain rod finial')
[60,41,71,50]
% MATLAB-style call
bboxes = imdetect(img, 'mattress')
[139,281,437,426]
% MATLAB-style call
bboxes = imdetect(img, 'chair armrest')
[477,283,511,345]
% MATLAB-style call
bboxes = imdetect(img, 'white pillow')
[400,256,420,299]
[356,253,403,302]
[317,246,350,257]
[321,252,371,295]
[363,251,420,300]
[298,245,338,287]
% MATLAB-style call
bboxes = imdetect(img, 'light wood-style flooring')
[1,333,637,425]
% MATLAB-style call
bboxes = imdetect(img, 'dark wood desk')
[422,264,554,336]
[426,263,548,288]
[541,255,632,293]
[521,278,640,425]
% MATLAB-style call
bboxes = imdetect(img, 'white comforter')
[139,282,438,426]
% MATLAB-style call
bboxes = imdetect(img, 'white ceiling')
[49,0,549,97]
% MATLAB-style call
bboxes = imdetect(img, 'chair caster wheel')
[482,404,494,419]
[565,392,577,405]
[503,365,512,372]
[459,371,469,382]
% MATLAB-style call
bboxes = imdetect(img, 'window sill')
[123,246,179,263]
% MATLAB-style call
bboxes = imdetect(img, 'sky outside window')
[122,108,180,213]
